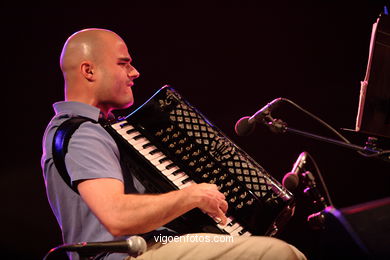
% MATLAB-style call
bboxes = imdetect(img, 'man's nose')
[129,65,140,79]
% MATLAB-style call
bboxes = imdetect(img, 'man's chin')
[124,100,134,108]
[115,100,134,110]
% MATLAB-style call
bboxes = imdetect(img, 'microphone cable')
[304,151,334,208]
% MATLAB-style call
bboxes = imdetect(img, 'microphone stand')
[266,118,390,163]
[263,116,389,233]
[43,246,92,260]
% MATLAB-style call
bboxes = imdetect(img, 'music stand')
[354,11,390,142]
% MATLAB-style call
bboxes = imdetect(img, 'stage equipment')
[43,236,147,260]
[235,97,390,162]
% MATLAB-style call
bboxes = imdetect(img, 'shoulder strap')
[52,116,97,194]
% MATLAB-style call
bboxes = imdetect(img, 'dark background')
[2,2,390,259]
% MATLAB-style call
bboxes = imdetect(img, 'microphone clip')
[264,117,287,134]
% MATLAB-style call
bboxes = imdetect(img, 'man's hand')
[182,183,228,225]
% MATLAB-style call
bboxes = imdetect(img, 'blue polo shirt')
[41,101,146,260]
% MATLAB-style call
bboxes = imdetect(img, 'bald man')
[41,29,306,260]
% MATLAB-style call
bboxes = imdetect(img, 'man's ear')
[80,61,95,81]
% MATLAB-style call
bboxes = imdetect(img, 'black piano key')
[172,169,182,175]
[133,134,144,140]
[181,177,192,184]
[119,122,129,128]
[149,149,160,155]
[166,163,176,170]
[142,143,154,149]
[126,128,138,134]
[159,157,170,164]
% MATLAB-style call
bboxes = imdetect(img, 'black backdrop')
[2,2,390,259]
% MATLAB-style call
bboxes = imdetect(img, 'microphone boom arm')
[246,97,390,163]
[269,119,390,162]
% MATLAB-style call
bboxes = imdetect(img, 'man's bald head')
[58,28,139,116]
[60,28,123,73]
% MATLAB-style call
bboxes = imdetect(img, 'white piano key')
[139,146,158,156]
[127,137,148,146]
[241,231,252,237]
[145,151,165,161]
[111,122,121,130]
[116,126,135,135]
[122,133,137,142]
[179,180,196,189]
[217,216,234,230]
[112,122,132,130]
[234,226,244,234]
[114,123,134,130]
[149,154,167,165]
[230,230,244,237]
[225,223,242,236]
[133,141,152,151]
[156,160,173,171]
[123,132,144,141]
[161,166,180,176]
[123,132,141,140]
[166,171,187,181]
[225,223,242,235]
[172,175,190,186]
[131,141,150,151]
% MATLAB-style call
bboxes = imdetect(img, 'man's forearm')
[110,189,197,235]
[78,178,226,236]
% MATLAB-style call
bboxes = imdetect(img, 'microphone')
[282,151,308,191]
[235,98,282,136]
[48,235,147,258]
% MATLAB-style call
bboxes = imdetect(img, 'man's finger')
[219,200,228,213]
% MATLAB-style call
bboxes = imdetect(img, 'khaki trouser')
[126,233,306,260]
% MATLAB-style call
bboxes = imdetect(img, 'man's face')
[95,36,139,112]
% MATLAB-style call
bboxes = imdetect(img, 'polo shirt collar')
[53,101,101,122]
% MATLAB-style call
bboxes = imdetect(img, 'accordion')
[104,86,294,237]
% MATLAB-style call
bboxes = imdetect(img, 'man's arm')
[78,178,228,236]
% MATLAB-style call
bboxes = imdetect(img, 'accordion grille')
[166,92,282,202]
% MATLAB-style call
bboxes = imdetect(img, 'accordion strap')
[52,116,98,194]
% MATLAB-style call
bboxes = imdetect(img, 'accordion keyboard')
[111,121,252,237]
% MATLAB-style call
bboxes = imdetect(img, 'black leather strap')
[52,117,97,194]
